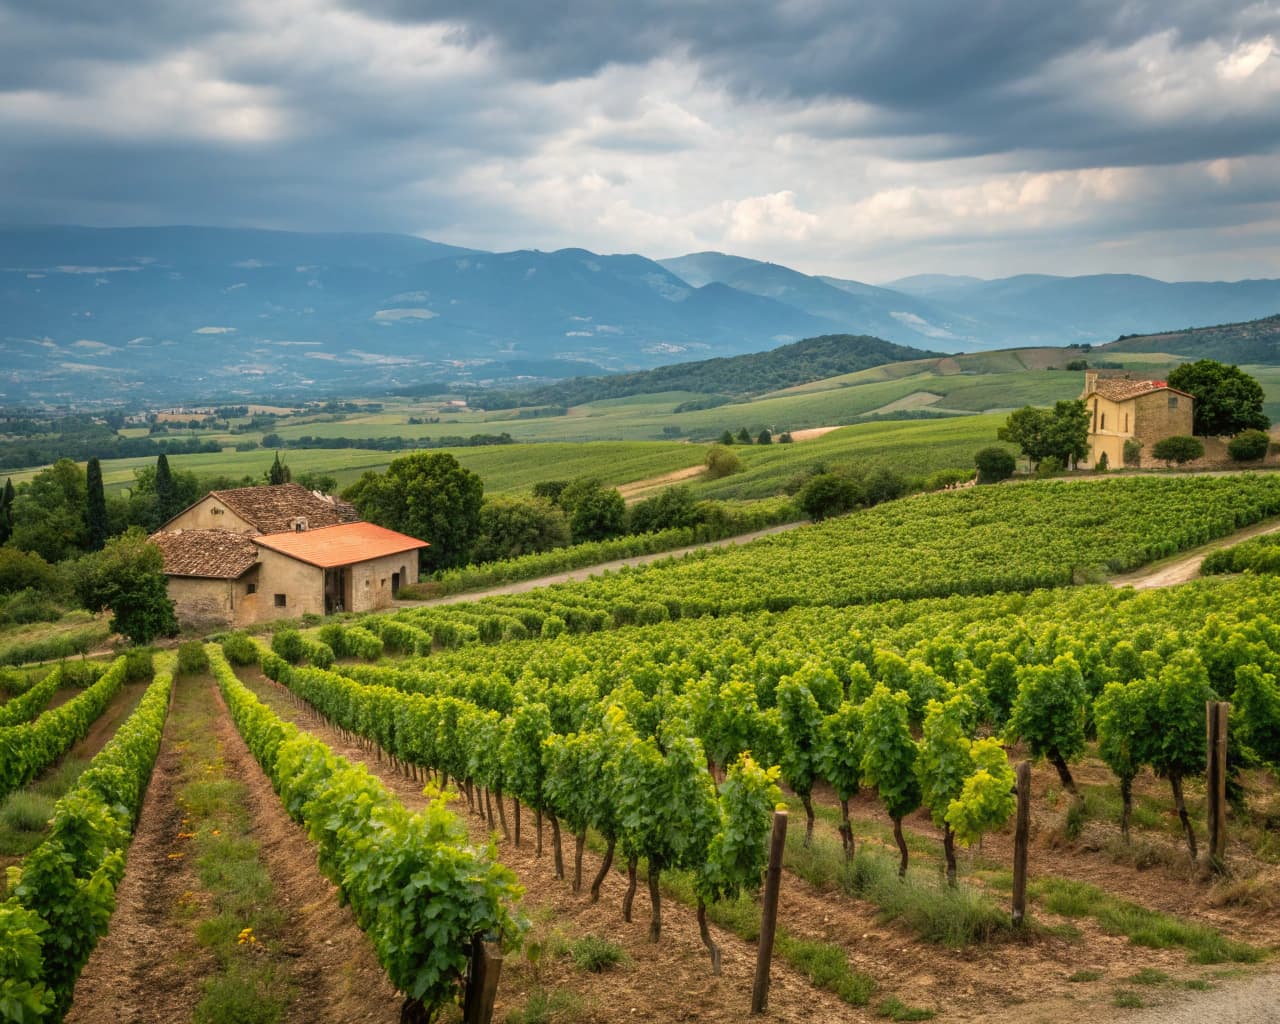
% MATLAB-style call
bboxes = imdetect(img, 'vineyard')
[1,474,1279,1021]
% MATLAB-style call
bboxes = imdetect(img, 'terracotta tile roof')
[207,483,360,534]
[253,521,428,569]
[150,530,258,579]
[1089,378,1193,402]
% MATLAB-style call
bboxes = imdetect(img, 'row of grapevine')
[0,669,61,729]
[251,639,783,967]
[0,652,175,1023]
[0,658,128,800]
[372,476,1280,653]
[306,573,1280,873]
[205,643,524,1020]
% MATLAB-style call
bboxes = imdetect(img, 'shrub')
[271,628,306,664]
[974,447,1015,484]
[343,625,384,660]
[570,935,625,973]
[221,632,259,666]
[704,445,742,480]
[797,473,860,522]
[1151,435,1204,466]
[123,647,154,681]
[1123,438,1143,466]
[177,641,209,676]
[1095,452,1109,473]
[1228,429,1270,462]
[317,623,348,657]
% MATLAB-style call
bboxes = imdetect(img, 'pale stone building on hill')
[1079,370,1194,469]
[149,483,427,630]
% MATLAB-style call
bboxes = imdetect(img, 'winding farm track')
[1109,515,1280,590]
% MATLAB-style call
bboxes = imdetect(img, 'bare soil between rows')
[68,673,401,1023]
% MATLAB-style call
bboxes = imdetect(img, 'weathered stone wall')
[1132,390,1194,444]
[346,552,418,613]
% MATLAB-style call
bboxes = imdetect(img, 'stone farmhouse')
[149,483,427,630]
[1079,370,1194,470]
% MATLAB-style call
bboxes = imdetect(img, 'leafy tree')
[85,458,108,551]
[864,467,909,506]
[9,459,88,563]
[266,451,291,484]
[1151,435,1204,466]
[778,431,794,443]
[703,445,741,480]
[694,754,781,973]
[997,400,1089,467]
[718,430,735,445]
[917,693,977,885]
[71,528,177,645]
[569,485,626,543]
[1093,680,1148,841]
[1167,360,1269,436]
[860,684,921,877]
[472,496,570,562]
[344,451,484,572]
[736,427,752,444]
[756,428,773,445]
[1140,652,1213,861]
[1006,654,1087,795]
[818,700,864,858]
[531,480,569,504]
[0,547,58,595]
[797,472,859,522]
[1227,429,1270,463]
[974,446,1016,484]
[629,485,700,534]
[775,677,824,845]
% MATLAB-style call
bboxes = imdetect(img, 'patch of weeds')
[1126,968,1169,985]
[1184,979,1213,991]
[504,987,583,1024]
[1067,969,1103,982]
[1031,876,1262,964]
[876,996,936,1021]
[1064,799,1086,841]
[569,935,625,973]
[1112,991,1145,1009]
[194,963,287,1024]
[777,935,876,1006]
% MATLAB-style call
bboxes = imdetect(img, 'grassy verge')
[1029,877,1264,964]
[169,675,293,1024]
[0,757,88,860]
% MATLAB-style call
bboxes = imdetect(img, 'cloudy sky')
[2,0,1278,281]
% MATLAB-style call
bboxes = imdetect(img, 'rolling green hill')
[1101,313,1280,364]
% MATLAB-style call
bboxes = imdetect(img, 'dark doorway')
[324,567,347,614]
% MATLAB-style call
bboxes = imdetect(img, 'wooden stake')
[1206,700,1229,872]
[751,809,787,1015]
[1011,761,1031,927]
[462,936,503,1024]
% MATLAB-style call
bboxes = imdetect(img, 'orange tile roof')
[253,521,427,568]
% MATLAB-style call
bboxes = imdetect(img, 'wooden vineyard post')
[1206,701,1229,872]
[1011,761,1031,927]
[462,934,504,1024]
[751,809,788,1015]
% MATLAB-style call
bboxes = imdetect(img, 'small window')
[1124,414,1129,432]
[274,594,286,607]
[1100,413,1106,430]
[211,507,223,515]
[246,583,257,595]
[1168,395,1178,409]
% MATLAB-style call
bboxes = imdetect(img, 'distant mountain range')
[3,225,1279,405]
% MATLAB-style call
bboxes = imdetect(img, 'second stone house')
[149,482,427,630]
[1079,370,1194,469]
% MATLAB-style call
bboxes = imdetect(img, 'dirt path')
[617,464,707,502]
[239,668,865,1024]
[1110,516,1280,590]
[396,521,806,609]
[68,674,401,1023]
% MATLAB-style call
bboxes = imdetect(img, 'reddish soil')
[67,675,402,1023]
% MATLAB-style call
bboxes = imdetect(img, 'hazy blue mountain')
[661,252,972,349]
[0,228,836,404]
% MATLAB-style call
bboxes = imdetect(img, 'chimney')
[1084,369,1098,395]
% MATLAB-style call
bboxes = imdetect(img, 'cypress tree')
[267,451,291,485]
[155,453,177,524]
[0,477,13,545]
[86,458,109,550]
